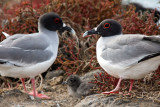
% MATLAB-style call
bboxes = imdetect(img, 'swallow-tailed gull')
[83,19,160,94]
[1,12,75,99]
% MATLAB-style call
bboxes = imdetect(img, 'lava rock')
[45,70,64,80]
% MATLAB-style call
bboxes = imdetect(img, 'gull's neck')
[38,23,59,45]
[101,34,121,42]
[96,34,121,56]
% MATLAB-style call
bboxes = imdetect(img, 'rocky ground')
[0,70,160,107]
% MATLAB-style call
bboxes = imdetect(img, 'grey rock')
[81,70,104,82]
[43,85,55,92]
[75,94,160,107]
[75,94,115,107]
[47,76,63,86]
[45,70,64,80]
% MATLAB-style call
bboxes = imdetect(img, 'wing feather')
[101,35,160,67]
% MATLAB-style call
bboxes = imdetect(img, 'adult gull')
[83,19,160,94]
[1,12,75,99]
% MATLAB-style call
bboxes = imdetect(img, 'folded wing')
[101,35,160,67]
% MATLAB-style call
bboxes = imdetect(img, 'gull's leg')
[20,78,27,92]
[102,78,122,94]
[122,79,135,95]
[29,78,50,99]
[7,83,11,89]
[129,79,134,92]
[122,79,134,95]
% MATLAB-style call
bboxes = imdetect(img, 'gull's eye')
[54,18,60,23]
[104,23,110,28]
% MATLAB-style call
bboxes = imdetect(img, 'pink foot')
[102,78,122,94]
[30,78,50,99]
[102,79,134,95]
[29,91,50,99]
[102,90,119,94]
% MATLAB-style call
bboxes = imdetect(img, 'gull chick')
[65,75,95,98]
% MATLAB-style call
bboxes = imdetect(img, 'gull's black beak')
[59,23,76,35]
[62,81,67,85]
[83,28,99,37]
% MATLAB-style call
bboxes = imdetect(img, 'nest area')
[0,0,159,103]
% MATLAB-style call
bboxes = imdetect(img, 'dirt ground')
[0,84,82,107]
[0,84,160,107]
[0,79,160,107]
[0,72,160,107]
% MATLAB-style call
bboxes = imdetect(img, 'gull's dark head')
[83,19,122,37]
[39,12,75,34]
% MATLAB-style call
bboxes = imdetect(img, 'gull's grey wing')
[138,36,160,62]
[0,33,49,50]
[143,36,160,43]
[0,32,53,67]
[0,46,53,67]
[101,34,160,67]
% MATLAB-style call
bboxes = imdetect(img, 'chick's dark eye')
[70,78,74,82]
[54,18,60,23]
[104,23,110,28]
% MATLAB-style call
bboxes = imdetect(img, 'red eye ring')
[104,23,110,28]
[54,18,60,23]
